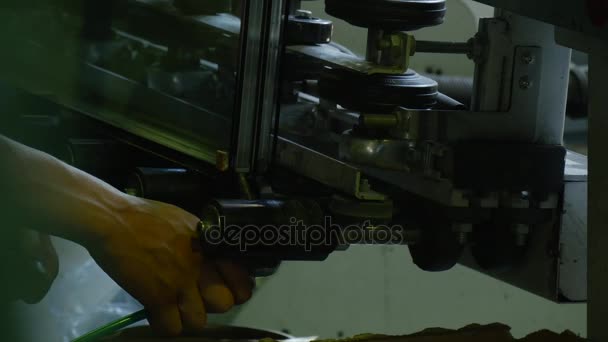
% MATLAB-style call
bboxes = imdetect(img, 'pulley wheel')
[325,0,446,30]
[319,68,438,112]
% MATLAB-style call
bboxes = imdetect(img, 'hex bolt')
[519,76,532,89]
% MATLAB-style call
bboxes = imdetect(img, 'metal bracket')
[287,32,414,76]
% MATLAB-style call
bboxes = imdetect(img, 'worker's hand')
[86,198,253,336]
[0,229,59,304]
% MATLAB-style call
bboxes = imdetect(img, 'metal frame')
[233,0,287,173]
[257,0,288,173]
[473,1,607,339]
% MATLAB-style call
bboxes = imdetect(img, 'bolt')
[453,224,473,245]
[295,9,313,19]
[519,76,532,89]
[521,53,535,64]
[216,150,229,172]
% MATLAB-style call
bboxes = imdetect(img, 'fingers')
[198,260,235,313]
[178,283,207,334]
[215,260,254,304]
[147,304,182,337]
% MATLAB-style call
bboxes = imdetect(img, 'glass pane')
[0,0,245,163]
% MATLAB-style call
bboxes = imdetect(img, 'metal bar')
[588,52,608,342]
[256,0,287,173]
[234,0,266,172]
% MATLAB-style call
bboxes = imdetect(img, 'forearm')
[0,135,138,246]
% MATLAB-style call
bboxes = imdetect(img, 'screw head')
[521,53,535,64]
[519,76,532,89]
[295,9,313,19]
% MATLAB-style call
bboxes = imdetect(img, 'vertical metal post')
[235,0,286,173]
[365,29,383,64]
[588,52,608,342]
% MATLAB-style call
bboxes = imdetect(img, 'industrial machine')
[0,0,605,339]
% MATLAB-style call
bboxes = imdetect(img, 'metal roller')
[325,0,446,31]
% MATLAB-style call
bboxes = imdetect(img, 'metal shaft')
[415,40,472,54]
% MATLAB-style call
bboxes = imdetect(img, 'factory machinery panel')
[0,0,603,337]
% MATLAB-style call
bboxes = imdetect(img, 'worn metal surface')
[462,151,587,302]
[275,137,385,201]
[471,12,570,145]
[560,152,587,302]
[338,134,414,171]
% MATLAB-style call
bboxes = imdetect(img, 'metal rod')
[415,40,472,54]
[360,113,398,128]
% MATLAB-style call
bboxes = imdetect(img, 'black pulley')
[286,11,333,45]
[319,68,438,112]
[325,0,446,30]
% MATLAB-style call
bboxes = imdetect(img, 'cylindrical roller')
[64,139,162,189]
[199,199,334,261]
[397,204,464,272]
[286,11,334,45]
[125,167,203,207]
[325,0,446,31]
[319,68,438,112]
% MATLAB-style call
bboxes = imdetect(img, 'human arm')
[0,134,253,336]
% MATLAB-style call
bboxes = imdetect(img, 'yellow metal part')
[368,32,416,75]
[287,33,416,76]
[216,150,230,172]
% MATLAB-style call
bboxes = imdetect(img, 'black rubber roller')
[325,0,446,31]
[319,68,438,112]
